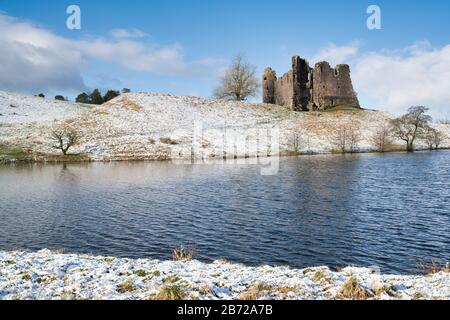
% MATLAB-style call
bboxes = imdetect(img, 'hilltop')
[0,91,449,162]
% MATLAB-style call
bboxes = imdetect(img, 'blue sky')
[0,0,449,117]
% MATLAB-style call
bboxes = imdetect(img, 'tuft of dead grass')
[133,269,150,277]
[160,137,179,145]
[121,98,143,112]
[418,260,450,275]
[237,282,272,300]
[116,280,137,293]
[372,283,398,298]
[412,292,424,300]
[312,270,326,282]
[172,246,196,261]
[151,285,186,300]
[277,285,298,295]
[339,276,372,300]
[94,110,110,116]
[196,284,214,296]
[162,275,181,284]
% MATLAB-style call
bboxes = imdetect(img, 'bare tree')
[370,124,392,152]
[390,106,432,152]
[332,121,361,153]
[51,128,78,155]
[422,126,443,150]
[213,54,259,101]
[290,131,302,155]
[348,123,361,153]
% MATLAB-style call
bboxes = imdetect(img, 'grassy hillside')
[1,91,449,162]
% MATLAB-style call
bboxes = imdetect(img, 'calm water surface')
[1,152,449,274]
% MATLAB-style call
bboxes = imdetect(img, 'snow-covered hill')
[0,91,449,162]
[0,91,91,124]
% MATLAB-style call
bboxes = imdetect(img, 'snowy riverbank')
[0,250,448,300]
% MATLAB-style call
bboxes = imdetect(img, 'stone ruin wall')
[312,62,360,110]
[263,56,360,111]
[274,70,294,108]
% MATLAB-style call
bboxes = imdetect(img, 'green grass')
[153,270,161,277]
[209,273,221,278]
[116,280,137,293]
[0,143,91,164]
[322,105,362,113]
[133,269,150,277]
[0,144,33,163]
[38,153,91,163]
[162,275,181,284]
[312,271,326,282]
[151,285,186,300]
[302,268,314,274]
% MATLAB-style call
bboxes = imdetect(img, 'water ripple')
[0,152,449,274]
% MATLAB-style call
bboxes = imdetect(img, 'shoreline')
[1,249,448,300]
[1,147,449,166]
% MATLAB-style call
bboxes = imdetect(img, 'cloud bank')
[312,41,450,118]
[0,14,223,93]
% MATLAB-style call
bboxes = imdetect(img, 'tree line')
[75,88,131,105]
[35,88,131,104]
[334,106,443,153]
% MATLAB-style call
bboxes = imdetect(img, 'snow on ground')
[0,250,448,300]
[0,91,91,125]
[1,91,449,161]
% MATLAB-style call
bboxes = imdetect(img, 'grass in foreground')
[172,246,196,261]
[418,260,450,275]
[116,280,137,293]
[237,282,272,300]
[151,285,186,300]
[339,276,372,300]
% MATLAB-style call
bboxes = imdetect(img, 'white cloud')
[312,41,450,118]
[352,42,450,118]
[110,28,148,39]
[0,14,224,93]
[0,15,85,93]
[313,41,360,66]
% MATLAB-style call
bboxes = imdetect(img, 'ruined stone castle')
[263,56,360,111]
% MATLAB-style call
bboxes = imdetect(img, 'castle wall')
[263,56,360,111]
[291,56,311,111]
[274,71,294,108]
[312,62,359,110]
[262,68,277,104]
[263,57,312,111]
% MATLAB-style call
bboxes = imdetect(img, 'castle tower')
[312,62,360,110]
[262,68,277,104]
[291,56,312,111]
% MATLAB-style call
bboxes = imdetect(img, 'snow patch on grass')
[0,250,448,300]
